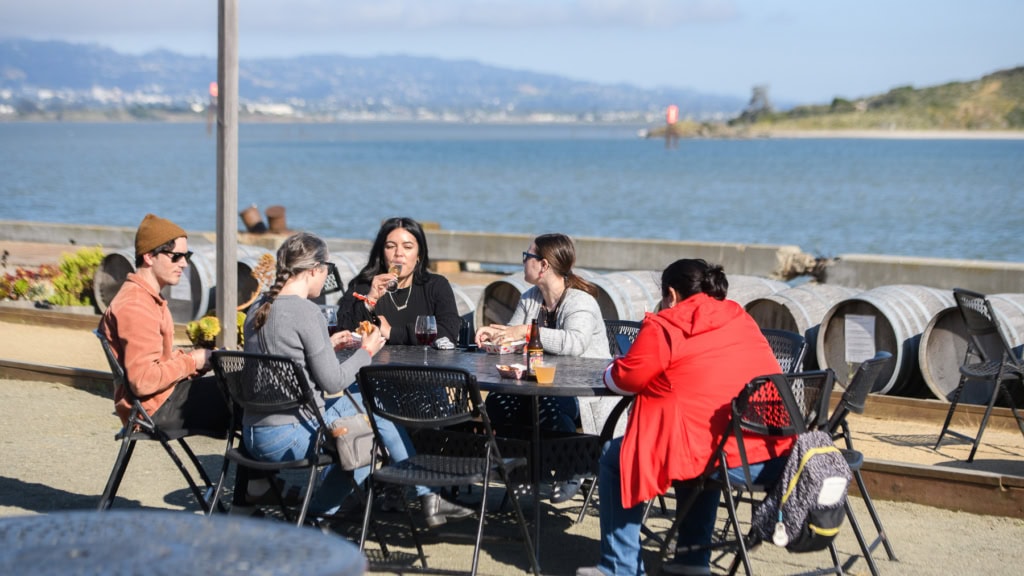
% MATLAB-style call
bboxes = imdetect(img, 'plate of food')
[482,339,527,355]
[496,363,526,380]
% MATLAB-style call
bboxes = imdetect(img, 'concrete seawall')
[4,219,1023,294]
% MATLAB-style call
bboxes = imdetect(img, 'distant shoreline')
[5,116,1024,140]
[752,128,1024,140]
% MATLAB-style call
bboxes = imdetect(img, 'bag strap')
[341,388,365,415]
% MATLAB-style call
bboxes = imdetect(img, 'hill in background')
[0,38,744,122]
[738,67,1024,131]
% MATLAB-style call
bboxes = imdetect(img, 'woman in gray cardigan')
[476,233,610,502]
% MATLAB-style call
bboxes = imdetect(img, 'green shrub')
[49,247,104,307]
[1007,105,1024,128]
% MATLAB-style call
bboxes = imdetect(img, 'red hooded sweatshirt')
[605,293,793,509]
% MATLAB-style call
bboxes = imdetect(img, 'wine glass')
[320,305,339,336]
[414,315,437,364]
[386,263,402,292]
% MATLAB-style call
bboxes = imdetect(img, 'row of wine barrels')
[918,293,1024,405]
[476,270,791,330]
[726,275,790,307]
[746,283,861,369]
[452,284,484,321]
[816,284,955,396]
[94,245,272,323]
[597,270,662,320]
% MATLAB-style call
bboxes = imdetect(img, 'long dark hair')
[252,232,329,330]
[662,258,728,301]
[534,233,597,297]
[353,217,431,286]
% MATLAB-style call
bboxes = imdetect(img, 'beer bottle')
[526,318,544,379]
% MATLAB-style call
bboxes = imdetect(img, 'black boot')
[420,493,474,528]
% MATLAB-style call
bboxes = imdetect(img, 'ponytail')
[662,259,729,301]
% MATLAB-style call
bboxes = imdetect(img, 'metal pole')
[216,0,239,348]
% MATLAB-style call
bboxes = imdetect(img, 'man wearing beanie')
[99,213,229,435]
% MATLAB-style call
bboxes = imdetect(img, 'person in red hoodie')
[577,259,793,576]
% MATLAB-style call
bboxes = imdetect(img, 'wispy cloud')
[0,0,739,37]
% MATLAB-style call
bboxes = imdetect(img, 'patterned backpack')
[752,430,852,552]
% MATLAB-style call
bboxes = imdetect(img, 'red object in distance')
[666,105,678,125]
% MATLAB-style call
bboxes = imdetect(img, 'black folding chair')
[208,350,387,550]
[636,328,808,529]
[761,328,808,374]
[312,261,344,305]
[653,370,841,576]
[93,329,219,512]
[357,364,539,576]
[934,288,1024,462]
[822,351,898,575]
[605,319,643,356]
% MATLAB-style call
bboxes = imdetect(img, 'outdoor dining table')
[341,345,618,567]
[0,509,366,575]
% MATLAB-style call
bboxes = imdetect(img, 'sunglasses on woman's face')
[522,251,542,263]
[158,249,193,263]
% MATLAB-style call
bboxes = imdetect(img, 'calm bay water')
[1,122,1022,262]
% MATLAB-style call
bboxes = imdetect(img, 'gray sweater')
[511,286,619,436]
[243,294,371,428]
[510,287,611,360]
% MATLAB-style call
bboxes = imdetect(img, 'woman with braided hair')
[243,232,473,524]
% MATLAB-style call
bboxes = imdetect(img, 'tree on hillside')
[731,84,774,124]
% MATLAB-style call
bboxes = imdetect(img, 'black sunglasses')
[158,249,193,263]
[522,251,542,263]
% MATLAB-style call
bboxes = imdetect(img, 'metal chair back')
[955,288,1021,368]
[761,328,808,374]
[604,319,642,356]
[827,351,893,435]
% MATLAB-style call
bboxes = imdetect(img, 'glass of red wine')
[414,315,437,364]
[320,305,339,336]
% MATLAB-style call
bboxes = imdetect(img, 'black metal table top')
[343,345,615,397]
[0,510,366,575]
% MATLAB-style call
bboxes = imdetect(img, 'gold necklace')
[387,286,413,311]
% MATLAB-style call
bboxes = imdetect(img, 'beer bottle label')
[527,350,543,377]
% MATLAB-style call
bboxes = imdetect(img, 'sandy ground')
[3,318,1024,574]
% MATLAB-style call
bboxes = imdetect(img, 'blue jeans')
[244,393,429,515]
[595,437,786,576]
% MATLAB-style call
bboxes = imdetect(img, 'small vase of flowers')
[186,311,246,349]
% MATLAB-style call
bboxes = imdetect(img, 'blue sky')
[2,0,1021,104]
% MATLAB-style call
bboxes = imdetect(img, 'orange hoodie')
[606,293,792,509]
[99,273,198,425]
